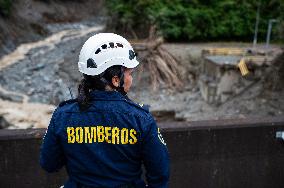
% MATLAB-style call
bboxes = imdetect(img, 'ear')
[111,76,120,87]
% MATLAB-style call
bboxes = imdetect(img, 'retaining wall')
[1,116,284,188]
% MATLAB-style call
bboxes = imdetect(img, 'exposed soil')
[0,33,283,129]
[0,0,283,129]
[130,43,284,121]
[0,0,105,58]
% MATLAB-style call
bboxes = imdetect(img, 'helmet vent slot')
[87,58,97,68]
[101,44,107,49]
[95,48,101,54]
[109,42,114,48]
[116,43,123,48]
[95,42,124,55]
[129,50,137,60]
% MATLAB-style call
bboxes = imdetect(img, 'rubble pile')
[199,47,283,105]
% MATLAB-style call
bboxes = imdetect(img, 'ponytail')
[77,78,92,111]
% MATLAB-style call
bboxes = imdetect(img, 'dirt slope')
[0,0,105,57]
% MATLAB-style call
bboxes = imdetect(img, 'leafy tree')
[0,0,12,16]
[106,0,284,42]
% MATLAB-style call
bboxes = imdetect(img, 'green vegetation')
[0,0,12,16]
[106,0,284,42]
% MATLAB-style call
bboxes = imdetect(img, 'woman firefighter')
[40,33,170,188]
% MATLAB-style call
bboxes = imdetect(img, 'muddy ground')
[0,21,283,129]
[0,0,105,58]
[130,44,284,121]
[0,0,283,129]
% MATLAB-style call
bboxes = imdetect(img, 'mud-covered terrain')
[144,44,284,121]
[0,30,283,129]
[0,0,283,129]
[0,22,104,128]
[0,0,105,58]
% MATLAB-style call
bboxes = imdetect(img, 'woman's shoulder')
[128,101,150,113]
[53,98,78,114]
[58,98,78,107]
[122,98,152,118]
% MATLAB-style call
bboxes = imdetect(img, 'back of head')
[76,33,139,111]
[77,65,124,111]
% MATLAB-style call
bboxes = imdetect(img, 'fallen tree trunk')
[131,37,184,90]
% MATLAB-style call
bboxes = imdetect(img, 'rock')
[0,90,23,103]
[0,115,13,129]
[27,88,35,95]
[43,76,50,82]
[29,63,45,71]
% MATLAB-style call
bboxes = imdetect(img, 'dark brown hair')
[77,65,125,111]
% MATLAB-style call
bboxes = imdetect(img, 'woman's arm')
[142,116,170,188]
[39,110,66,173]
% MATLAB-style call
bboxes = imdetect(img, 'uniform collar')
[90,90,127,101]
[89,90,149,112]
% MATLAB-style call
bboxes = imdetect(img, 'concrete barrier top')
[0,116,283,140]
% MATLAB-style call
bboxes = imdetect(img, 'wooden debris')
[131,26,184,90]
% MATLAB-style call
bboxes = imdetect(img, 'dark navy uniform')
[40,90,170,188]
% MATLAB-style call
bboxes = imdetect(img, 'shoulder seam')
[59,99,77,107]
[123,100,150,113]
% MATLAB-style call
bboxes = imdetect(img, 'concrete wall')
[1,116,284,188]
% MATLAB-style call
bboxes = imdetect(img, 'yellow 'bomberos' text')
[67,126,137,144]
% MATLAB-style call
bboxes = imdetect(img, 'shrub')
[0,0,12,16]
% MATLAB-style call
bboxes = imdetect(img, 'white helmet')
[78,33,139,76]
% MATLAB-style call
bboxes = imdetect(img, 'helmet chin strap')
[117,67,127,95]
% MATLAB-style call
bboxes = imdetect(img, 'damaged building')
[199,48,281,105]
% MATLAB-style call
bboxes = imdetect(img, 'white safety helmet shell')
[78,33,139,76]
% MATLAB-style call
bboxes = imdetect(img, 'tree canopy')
[106,0,284,42]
